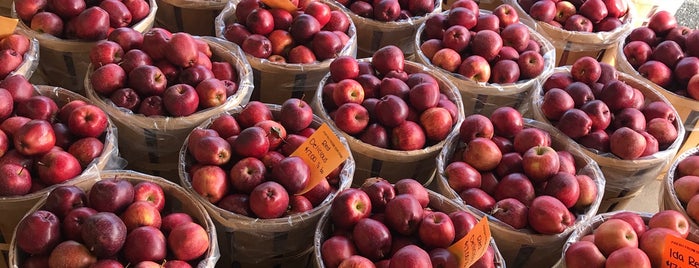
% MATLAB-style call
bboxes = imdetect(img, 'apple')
[528,195,574,234]
[331,188,372,229]
[673,175,699,203]
[0,163,32,196]
[384,194,424,236]
[529,0,556,23]
[48,240,97,268]
[648,209,690,239]
[432,48,462,73]
[462,137,502,172]
[556,108,592,138]
[609,211,648,238]
[459,114,494,143]
[388,245,431,268]
[190,165,229,204]
[36,150,82,185]
[491,106,524,138]
[460,187,496,213]
[321,235,357,268]
[522,145,560,183]
[647,10,677,36]
[62,207,97,243]
[593,218,638,256]
[357,178,393,214]
[563,14,593,32]
[639,227,682,267]
[444,161,481,193]
[457,55,491,83]
[609,127,646,160]
[120,200,162,231]
[580,100,612,131]
[353,217,392,261]
[574,174,599,210]
[494,173,536,206]
[493,4,519,27]
[167,221,209,261]
[638,60,673,88]
[564,241,606,268]
[15,210,62,255]
[88,178,135,213]
[490,198,528,229]
[122,226,167,263]
[30,12,64,37]
[542,172,580,208]
[678,155,699,177]
[81,212,128,258]
[372,45,404,75]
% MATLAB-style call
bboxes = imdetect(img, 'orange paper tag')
[448,216,492,268]
[0,16,18,38]
[260,0,297,12]
[662,234,699,268]
[291,123,350,195]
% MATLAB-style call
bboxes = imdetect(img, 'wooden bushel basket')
[214,0,358,105]
[552,211,654,267]
[615,32,699,161]
[530,67,686,213]
[84,36,254,182]
[0,85,122,268]
[313,189,508,267]
[660,147,699,243]
[178,104,356,268]
[155,0,226,36]
[502,0,634,67]
[413,9,556,118]
[8,170,220,267]
[10,0,158,95]
[432,119,605,268]
[334,0,442,58]
[3,27,40,81]
[311,59,465,187]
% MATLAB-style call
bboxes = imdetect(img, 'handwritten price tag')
[291,123,350,195]
[448,216,491,268]
[0,16,18,38]
[662,234,699,268]
[259,0,297,12]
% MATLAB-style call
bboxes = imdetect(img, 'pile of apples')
[336,0,436,21]
[0,77,110,197]
[418,1,548,84]
[563,210,692,268]
[0,33,32,79]
[538,56,680,160]
[443,107,599,234]
[14,0,151,40]
[88,27,241,117]
[621,10,699,100]
[319,177,499,267]
[14,177,211,267]
[320,45,460,151]
[672,153,699,224]
[184,99,345,219]
[222,0,354,63]
[517,0,629,32]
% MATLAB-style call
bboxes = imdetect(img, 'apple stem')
[18,166,26,176]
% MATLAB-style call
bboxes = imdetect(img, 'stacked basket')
[178,103,356,268]
[84,36,253,181]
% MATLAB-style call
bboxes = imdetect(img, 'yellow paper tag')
[260,0,297,12]
[291,123,350,195]
[448,216,491,268]
[0,16,18,38]
[662,234,699,268]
